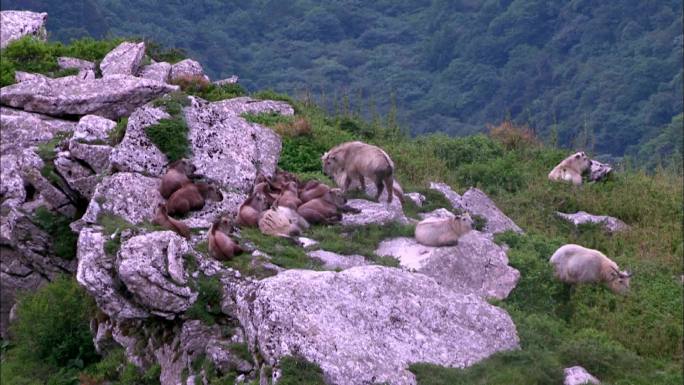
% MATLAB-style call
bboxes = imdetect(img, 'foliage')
[145,118,189,162]
[109,117,128,146]
[401,187,457,220]
[32,206,78,260]
[278,356,326,385]
[171,75,246,101]
[239,228,321,271]
[185,274,223,325]
[1,277,97,385]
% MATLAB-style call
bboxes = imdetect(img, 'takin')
[414,213,473,247]
[549,244,632,294]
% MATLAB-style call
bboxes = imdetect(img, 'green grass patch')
[185,274,223,325]
[307,223,414,267]
[278,356,326,385]
[145,118,190,162]
[152,91,191,117]
[32,206,78,260]
[401,187,456,219]
[110,117,128,146]
[242,112,294,127]
[239,228,321,270]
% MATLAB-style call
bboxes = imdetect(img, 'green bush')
[278,356,326,385]
[456,153,526,194]
[186,274,223,325]
[146,40,186,64]
[279,135,327,173]
[10,276,97,368]
[421,133,504,170]
[145,118,190,162]
[198,83,246,101]
[32,207,78,260]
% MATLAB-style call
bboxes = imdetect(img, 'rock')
[57,57,95,72]
[22,166,77,217]
[213,76,239,85]
[0,10,47,48]
[588,160,612,182]
[404,192,425,207]
[417,208,455,220]
[341,198,408,226]
[184,97,282,193]
[307,250,368,270]
[169,59,210,83]
[117,231,197,318]
[211,96,295,117]
[72,115,117,143]
[429,183,522,234]
[0,74,178,120]
[0,107,76,153]
[69,141,112,174]
[376,231,520,299]
[109,104,169,175]
[555,211,628,233]
[236,266,519,385]
[53,153,99,199]
[76,228,149,320]
[80,172,163,226]
[180,191,246,229]
[296,237,318,249]
[100,41,146,77]
[139,61,172,83]
[564,366,600,385]
[14,71,48,83]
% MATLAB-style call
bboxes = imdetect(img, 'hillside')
[0,11,682,385]
[1,0,682,162]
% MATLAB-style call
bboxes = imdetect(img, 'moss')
[242,112,293,128]
[278,356,326,385]
[32,206,77,260]
[152,91,191,117]
[145,118,190,162]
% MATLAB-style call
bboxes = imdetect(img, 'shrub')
[401,187,456,219]
[278,135,327,173]
[278,356,326,385]
[33,206,78,260]
[186,274,223,325]
[146,40,186,63]
[10,276,97,368]
[171,75,246,101]
[456,153,526,194]
[145,118,190,162]
[488,120,540,150]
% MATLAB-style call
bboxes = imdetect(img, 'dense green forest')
[2,0,682,162]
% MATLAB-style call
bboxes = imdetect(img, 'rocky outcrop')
[184,97,283,193]
[429,183,522,234]
[54,153,99,199]
[307,250,368,270]
[0,107,76,153]
[376,231,520,299]
[211,96,295,117]
[117,231,197,319]
[58,56,96,72]
[72,114,117,143]
[100,42,146,77]
[236,266,519,385]
[564,366,600,385]
[342,198,408,226]
[68,115,118,174]
[169,59,210,83]
[556,211,628,233]
[0,74,178,120]
[79,172,163,226]
[109,104,169,175]
[0,10,47,48]
[139,62,172,83]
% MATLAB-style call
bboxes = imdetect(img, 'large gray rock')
[57,56,96,72]
[72,114,117,143]
[588,160,612,182]
[69,141,112,174]
[236,266,519,385]
[0,74,178,120]
[211,96,295,117]
[76,228,149,320]
[556,211,628,233]
[375,232,520,300]
[341,198,408,226]
[54,153,99,199]
[80,172,163,226]
[169,59,209,83]
[139,61,172,83]
[100,41,146,77]
[429,183,522,234]
[0,11,47,48]
[184,97,283,193]
[0,107,76,153]
[109,104,169,175]
[69,115,117,173]
[117,231,197,318]
[14,71,48,83]
[564,366,600,385]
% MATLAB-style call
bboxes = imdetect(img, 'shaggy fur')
[208,216,243,260]
[153,203,191,238]
[166,182,223,216]
[548,151,592,185]
[549,244,632,294]
[258,206,309,238]
[160,159,196,199]
[237,192,269,227]
[297,188,359,224]
[414,214,473,247]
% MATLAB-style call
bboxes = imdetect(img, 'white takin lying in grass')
[549,244,632,294]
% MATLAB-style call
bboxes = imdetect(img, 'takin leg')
[384,175,394,203]
[374,176,385,202]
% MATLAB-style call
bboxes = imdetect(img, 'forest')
[1,0,682,165]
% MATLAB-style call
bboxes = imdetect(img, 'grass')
[278,356,326,385]
[109,117,128,146]
[171,75,246,101]
[32,206,78,260]
[239,228,321,271]
[145,118,190,162]
[401,187,457,219]
[36,131,72,186]
[185,274,223,325]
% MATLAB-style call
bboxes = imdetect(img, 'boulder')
[236,266,519,385]
[0,10,47,48]
[169,59,210,83]
[0,74,178,120]
[404,192,425,207]
[53,153,99,199]
[57,56,95,72]
[139,61,172,83]
[117,231,197,318]
[100,41,146,77]
[588,160,612,182]
[376,231,520,300]
[184,97,283,193]
[14,71,48,83]
[564,366,600,385]
[307,250,368,270]
[429,183,522,234]
[0,107,76,153]
[69,141,112,174]
[210,96,295,117]
[72,114,117,143]
[76,228,149,320]
[341,198,408,226]
[79,172,163,226]
[109,104,169,175]
[556,211,628,233]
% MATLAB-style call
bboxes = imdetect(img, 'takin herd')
[152,141,632,294]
